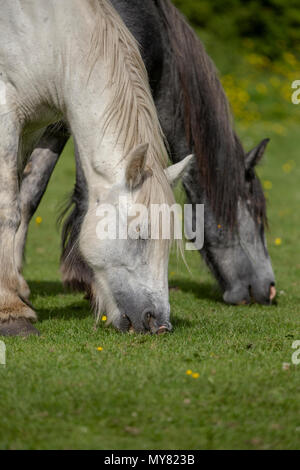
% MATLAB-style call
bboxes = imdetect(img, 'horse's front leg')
[15,124,69,300]
[0,114,39,337]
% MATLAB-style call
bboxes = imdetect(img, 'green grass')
[0,52,300,451]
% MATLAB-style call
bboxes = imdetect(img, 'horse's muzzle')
[142,310,172,334]
[118,310,172,334]
[223,281,277,306]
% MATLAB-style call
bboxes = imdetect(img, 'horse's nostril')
[249,285,254,302]
[270,283,276,301]
[142,311,154,331]
[157,326,168,335]
[121,314,132,332]
[142,311,172,334]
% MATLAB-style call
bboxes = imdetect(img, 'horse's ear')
[246,138,270,170]
[164,154,194,187]
[126,143,149,189]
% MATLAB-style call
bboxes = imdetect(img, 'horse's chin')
[112,311,172,335]
[223,287,251,306]
[223,281,276,306]
[129,323,171,335]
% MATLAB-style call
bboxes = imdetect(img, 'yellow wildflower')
[256,83,267,95]
[282,163,292,174]
[270,77,281,88]
[263,181,272,190]
[36,216,43,225]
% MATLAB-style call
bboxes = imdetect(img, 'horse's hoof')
[0,318,40,337]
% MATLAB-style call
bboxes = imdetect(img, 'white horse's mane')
[87,0,176,214]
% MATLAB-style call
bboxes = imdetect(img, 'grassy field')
[0,38,300,450]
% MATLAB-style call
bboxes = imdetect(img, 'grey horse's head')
[185,139,276,305]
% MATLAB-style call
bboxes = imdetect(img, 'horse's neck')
[154,49,190,165]
[68,77,126,203]
[1,0,135,199]
[58,4,128,199]
[128,5,189,165]
[106,0,188,164]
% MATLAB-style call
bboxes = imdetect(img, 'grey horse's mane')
[156,0,267,229]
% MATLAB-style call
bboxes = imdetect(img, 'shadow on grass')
[171,314,195,329]
[28,280,65,297]
[36,303,91,322]
[169,278,223,303]
[28,278,222,304]
[26,278,221,327]
[27,280,91,322]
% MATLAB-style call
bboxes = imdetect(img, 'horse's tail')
[155,0,245,228]
[58,164,94,296]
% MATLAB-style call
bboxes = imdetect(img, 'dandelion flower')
[275,238,282,246]
[272,123,287,136]
[263,181,272,190]
[102,315,107,322]
[282,163,292,174]
[97,347,103,352]
[192,373,200,379]
[186,370,193,376]
[270,77,281,88]
[256,83,267,95]
[36,216,43,225]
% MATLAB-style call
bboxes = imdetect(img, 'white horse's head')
[80,144,193,333]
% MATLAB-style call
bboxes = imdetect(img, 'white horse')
[0,0,192,336]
